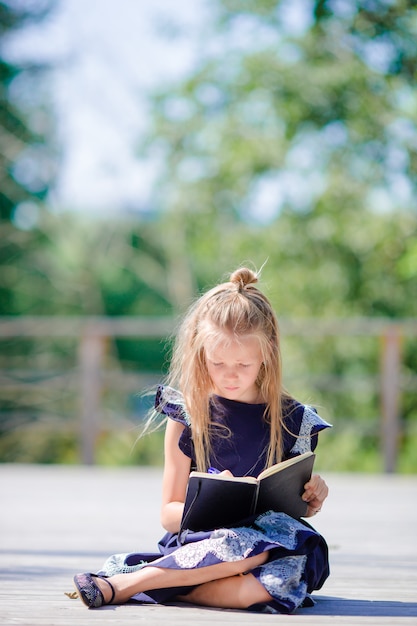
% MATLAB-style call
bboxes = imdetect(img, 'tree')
[138,0,417,470]
[0,0,56,221]
[0,0,57,315]
[141,0,417,315]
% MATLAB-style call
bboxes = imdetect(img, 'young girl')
[73,267,331,614]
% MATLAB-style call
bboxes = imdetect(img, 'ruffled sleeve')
[154,385,191,426]
[154,385,194,459]
[283,400,332,457]
[291,405,331,455]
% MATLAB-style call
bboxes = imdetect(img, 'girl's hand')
[219,469,234,478]
[302,474,328,516]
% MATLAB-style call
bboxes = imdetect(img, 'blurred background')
[0,0,416,472]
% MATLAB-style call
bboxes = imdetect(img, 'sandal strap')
[91,574,116,604]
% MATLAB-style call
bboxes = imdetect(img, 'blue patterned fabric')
[98,387,331,613]
[100,512,329,613]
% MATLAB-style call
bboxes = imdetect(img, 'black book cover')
[180,451,315,532]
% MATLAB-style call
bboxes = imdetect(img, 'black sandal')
[73,572,116,608]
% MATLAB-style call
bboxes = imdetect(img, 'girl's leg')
[93,551,268,605]
[177,572,273,609]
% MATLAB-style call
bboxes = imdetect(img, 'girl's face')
[204,334,263,404]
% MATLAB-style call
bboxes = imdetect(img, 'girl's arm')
[160,419,192,533]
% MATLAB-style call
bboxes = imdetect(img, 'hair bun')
[230,267,258,290]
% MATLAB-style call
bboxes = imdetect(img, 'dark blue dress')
[99,386,331,614]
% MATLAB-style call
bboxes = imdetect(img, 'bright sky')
[8,0,208,213]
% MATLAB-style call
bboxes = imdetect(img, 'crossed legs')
[93,551,272,609]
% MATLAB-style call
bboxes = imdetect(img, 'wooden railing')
[1,316,416,470]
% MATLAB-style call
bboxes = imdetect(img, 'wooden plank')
[380,328,402,472]
[0,467,416,625]
[0,316,176,337]
[78,333,106,465]
[1,316,417,338]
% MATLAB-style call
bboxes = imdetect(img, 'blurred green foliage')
[0,0,56,221]
[0,0,416,470]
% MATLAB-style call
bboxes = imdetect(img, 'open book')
[180,451,315,533]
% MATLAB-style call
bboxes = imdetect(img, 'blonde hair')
[166,266,290,472]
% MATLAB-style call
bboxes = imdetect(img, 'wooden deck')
[1,465,416,625]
